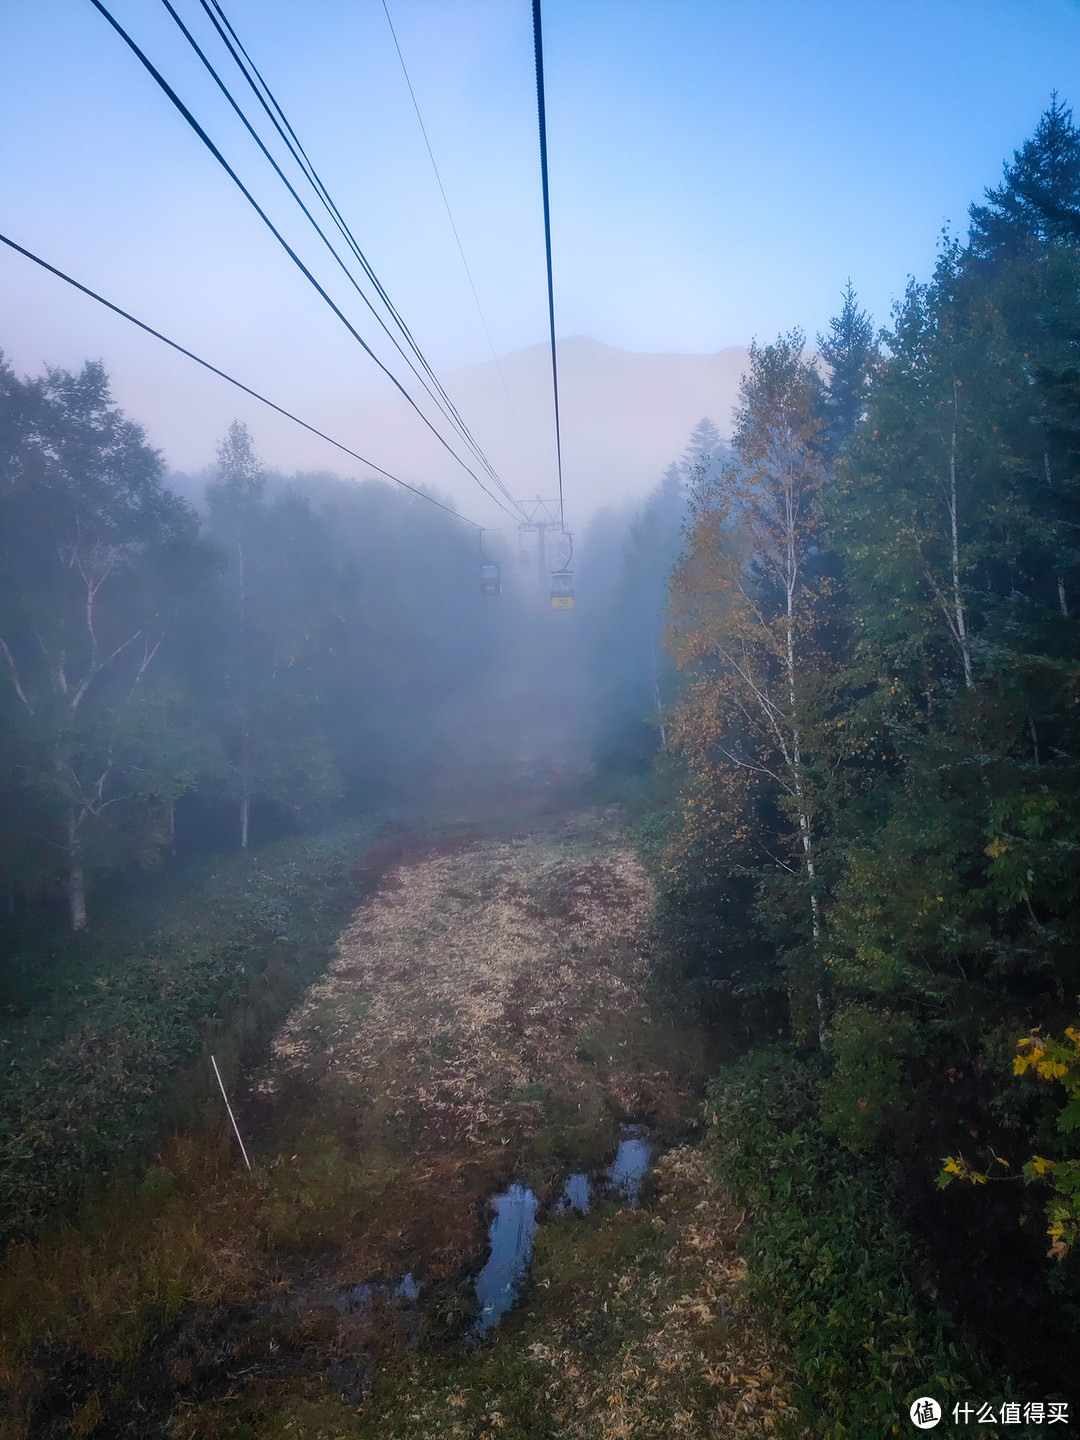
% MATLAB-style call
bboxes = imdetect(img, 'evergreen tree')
[969,94,1080,264]
[205,423,338,848]
[584,461,688,771]
[679,416,726,482]
[817,280,875,457]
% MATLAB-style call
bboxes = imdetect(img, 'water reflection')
[473,1127,656,1335]
[607,1125,652,1205]
[327,1271,421,1314]
[557,1171,592,1212]
[473,1183,539,1335]
[555,1125,654,1214]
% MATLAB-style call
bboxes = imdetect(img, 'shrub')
[705,1052,993,1436]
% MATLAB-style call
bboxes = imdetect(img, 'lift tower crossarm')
[517,499,564,599]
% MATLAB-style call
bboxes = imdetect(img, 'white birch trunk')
[649,640,666,746]
[949,387,974,690]
[67,812,87,932]
[782,475,826,1048]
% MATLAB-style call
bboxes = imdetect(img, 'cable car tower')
[518,498,573,609]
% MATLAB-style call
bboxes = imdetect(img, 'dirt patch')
[258,808,694,1166]
[521,1144,806,1438]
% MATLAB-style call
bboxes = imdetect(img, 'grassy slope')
[2,807,1017,1439]
[0,808,717,1438]
[165,1144,802,1440]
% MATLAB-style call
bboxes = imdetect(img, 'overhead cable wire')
[156,0,508,497]
[196,0,524,514]
[88,0,519,521]
[0,232,484,528]
[531,0,565,531]
[196,0,519,508]
[380,0,523,437]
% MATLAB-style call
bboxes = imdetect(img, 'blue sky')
[2,0,1078,491]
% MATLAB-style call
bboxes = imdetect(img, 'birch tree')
[0,358,209,928]
[669,334,835,1042]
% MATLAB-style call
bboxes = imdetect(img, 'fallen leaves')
[259,810,668,1156]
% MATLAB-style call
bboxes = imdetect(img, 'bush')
[705,1052,994,1436]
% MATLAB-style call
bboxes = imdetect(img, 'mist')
[4,5,1080,1435]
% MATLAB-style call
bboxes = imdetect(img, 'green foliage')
[661,106,1080,1392]
[1,367,503,929]
[1015,1023,1080,1259]
[819,1004,923,1149]
[0,354,215,925]
[0,822,376,1241]
[706,1054,992,1435]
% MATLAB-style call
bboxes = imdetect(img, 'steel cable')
[196,0,524,513]
[0,232,483,528]
[88,0,520,521]
[532,0,565,532]
[157,0,511,500]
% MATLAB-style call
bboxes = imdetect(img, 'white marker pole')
[210,1054,252,1171]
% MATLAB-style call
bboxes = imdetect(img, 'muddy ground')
[0,806,800,1438]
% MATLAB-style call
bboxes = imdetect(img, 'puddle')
[607,1124,653,1205]
[302,1141,652,1354]
[394,1272,421,1302]
[555,1125,654,1214]
[323,1271,421,1315]
[472,1183,539,1336]
[474,1126,656,1335]
[557,1171,592,1212]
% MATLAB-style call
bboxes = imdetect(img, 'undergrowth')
[153,1146,799,1440]
[705,1052,1036,1438]
[0,822,380,1241]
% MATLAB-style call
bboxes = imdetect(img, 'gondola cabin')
[480,561,502,596]
[550,570,574,609]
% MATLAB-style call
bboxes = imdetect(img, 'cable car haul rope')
[9,1,577,602]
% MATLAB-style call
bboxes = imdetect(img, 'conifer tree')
[968,94,1080,263]
[817,281,875,457]
[680,416,724,476]
[205,423,338,849]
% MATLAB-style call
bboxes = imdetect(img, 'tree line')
[661,97,1080,1372]
[0,375,497,931]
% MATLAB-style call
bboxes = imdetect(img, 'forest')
[2,97,1080,1439]
[654,98,1080,1410]
[0,389,508,926]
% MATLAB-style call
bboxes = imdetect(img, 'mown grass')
[0,810,742,1439]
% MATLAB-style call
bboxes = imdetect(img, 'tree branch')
[0,636,33,712]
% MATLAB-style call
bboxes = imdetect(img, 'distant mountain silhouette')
[166,337,750,523]
[331,336,749,523]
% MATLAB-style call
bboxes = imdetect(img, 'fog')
[4,4,1080,1434]
[0,363,706,918]
[163,336,745,524]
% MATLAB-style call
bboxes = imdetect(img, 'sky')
[2,0,1079,523]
